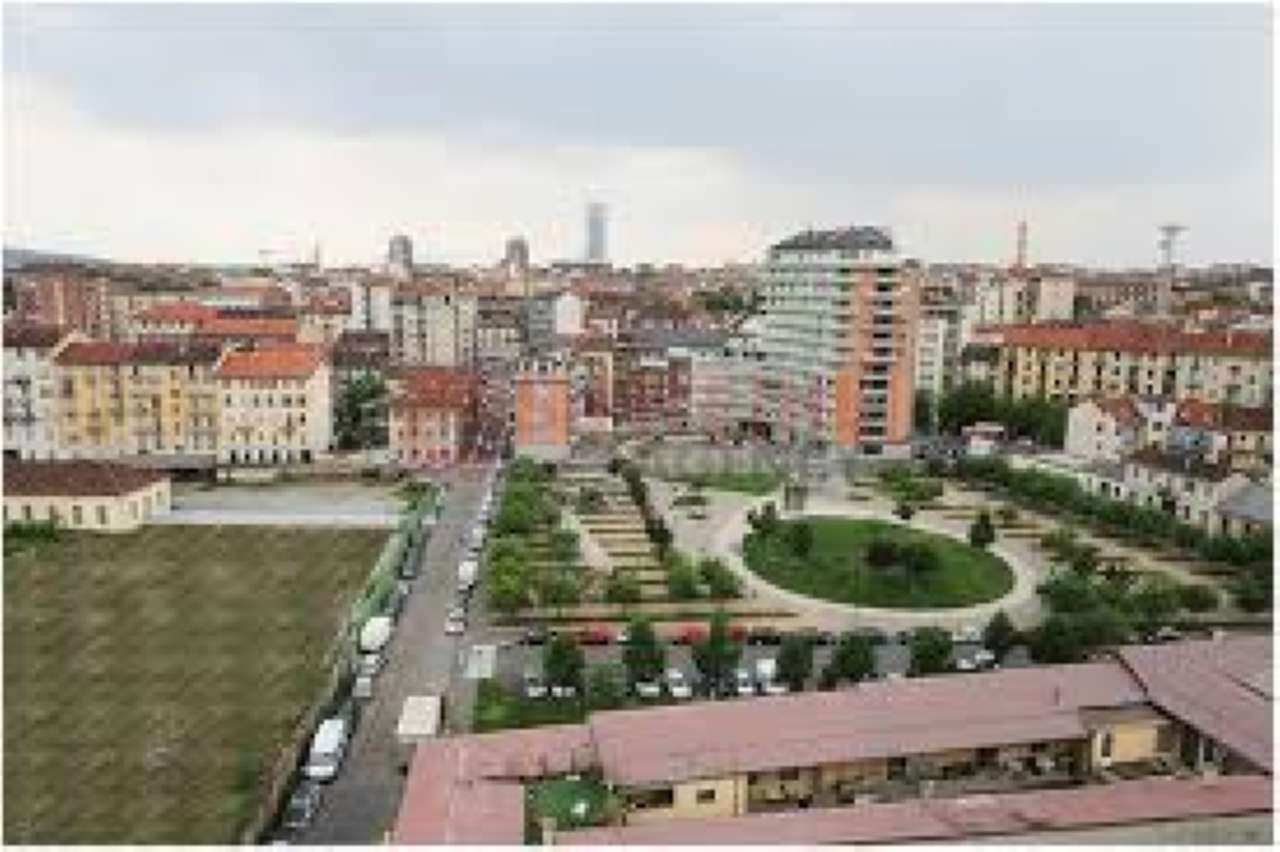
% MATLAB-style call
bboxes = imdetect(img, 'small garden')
[669,470,782,496]
[524,774,617,842]
[945,456,1272,612]
[741,507,1014,608]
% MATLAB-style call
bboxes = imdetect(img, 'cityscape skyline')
[4,4,1273,267]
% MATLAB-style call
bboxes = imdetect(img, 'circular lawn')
[743,517,1015,609]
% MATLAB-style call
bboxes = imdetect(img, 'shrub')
[908,627,953,676]
[968,510,996,549]
[982,610,1019,660]
[1177,583,1220,613]
[666,559,703,601]
[604,575,642,604]
[894,501,916,521]
[866,538,900,568]
[699,557,742,599]
[786,521,814,557]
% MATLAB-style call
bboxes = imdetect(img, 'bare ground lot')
[163,481,402,528]
[4,525,387,843]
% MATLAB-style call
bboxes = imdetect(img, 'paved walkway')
[653,479,1048,633]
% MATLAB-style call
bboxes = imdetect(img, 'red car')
[578,624,614,646]
[672,624,708,645]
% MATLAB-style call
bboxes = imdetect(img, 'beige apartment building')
[4,323,80,460]
[4,460,171,532]
[390,282,477,367]
[214,344,332,466]
[994,322,1272,406]
[50,340,223,460]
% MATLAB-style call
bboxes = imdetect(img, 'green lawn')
[745,518,1014,608]
[4,524,386,844]
[675,470,782,495]
[472,680,586,733]
[525,775,614,841]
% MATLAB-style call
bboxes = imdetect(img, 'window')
[1100,732,1114,759]
[22,505,32,522]
[630,787,675,809]
[72,505,83,525]
[1156,724,1177,753]
[778,769,800,781]
[96,506,107,526]
[696,788,717,804]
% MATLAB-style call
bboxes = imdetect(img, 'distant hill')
[4,246,105,271]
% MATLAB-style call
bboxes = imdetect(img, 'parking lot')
[494,635,1032,699]
[164,481,403,528]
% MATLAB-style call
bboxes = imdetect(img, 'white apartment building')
[3,325,78,460]
[342,276,394,333]
[758,227,918,453]
[390,285,477,367]
[214,344,332,466]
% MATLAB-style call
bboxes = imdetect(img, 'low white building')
[1065,397,1143,462]
[1120,448,1251,531]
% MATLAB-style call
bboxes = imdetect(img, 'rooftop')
[559,775,1272,845]
[1000,321,1271,357]
[214,344,324,380]
[197,316,299,340]
[1217,483,1273,525]
[1125,447,1237,482]
[1175,399,1273,433]
[3,323,71,349]
[133,301,221,324]
[391,366,478,410]
[770,226,894,254]
[54,340,222,367]
[5,460,168,497]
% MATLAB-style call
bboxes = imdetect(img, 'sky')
[3,3,1273,268]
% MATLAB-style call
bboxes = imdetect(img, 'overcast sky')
[3,3,1273,268]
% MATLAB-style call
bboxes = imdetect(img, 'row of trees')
[950,456,1271,611]
[922,382,1069,448]
[615,459,674,558]
[664,551,743,601]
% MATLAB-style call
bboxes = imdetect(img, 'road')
[298,466,488,844]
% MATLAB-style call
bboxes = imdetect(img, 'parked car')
[755,658,788,695]
[634,679,662,700]
[303,718,349,782]
[664,668,693,700]
[734,668,755,697]
[973,649,997,668]
[280,781,323,832]
[385,581,410,621]
[447,604,467,622]
[747,627,783,646]
[444,616,465,636]
[550,683,578,699]
[523,672,548,699]
[578,625,614,646]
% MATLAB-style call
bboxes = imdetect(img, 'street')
[298,466,488,844]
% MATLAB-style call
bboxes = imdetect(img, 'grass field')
[746,518,1014,609]
[4,524,386,844]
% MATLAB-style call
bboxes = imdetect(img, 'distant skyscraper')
[388,233,413,280]
[585,202,608,263]
[504,236,530,277]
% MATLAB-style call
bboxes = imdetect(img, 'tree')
[914,389,935,435]
[1127,577,1181,636]
[981,611,1019,661]
[968,510,996,550]
[1029,614,1087,664]
[786,521,814,557]
[604,574,642,604]
[699,557,742,599]
[548,528,580,565]
[537,572,581,608]
[487,556,531,615]
[543,633,585,690]
[866,538,900,568]
[1233,573,1272,613]
[825,632,876,685]
[692,610,742,697]
[1177,583,1220,613]
[666,554,703,601]
[908,627,953,676]
[776,635,814,692]
[587,664,626,711]
[622,617,666,685]
[335,373,388,450]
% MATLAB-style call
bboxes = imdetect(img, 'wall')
[1090,720,1177,770]
[625,775,747,825]
[3,479,171,533]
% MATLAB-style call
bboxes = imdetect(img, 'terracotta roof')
[5,460,167,497]
[1176,399,1273,433]
[588,662,1146,787]
[133,301,220,324]
[302,290,351,314]
[560,775,1272,845]
[1000,321,1271,356]
[392,367,478,411]
[1091,396,1142,425]
[3,323,69,349]
[1118,637,1273,773]
[54,341,136,366]
[393,724,592,844]
[197,316,298,340]
[214,344,324,379]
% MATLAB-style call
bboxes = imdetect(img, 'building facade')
[390,284,477,367]
[214,344,332,466]
[4,324,78,460]
[388,367,478,468]
[3,460,171,532]
[513,358,571,461]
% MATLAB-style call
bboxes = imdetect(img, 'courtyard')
[4,524,386,843]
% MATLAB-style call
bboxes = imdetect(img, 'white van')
[358,616,393,677]
[304,718,349,782]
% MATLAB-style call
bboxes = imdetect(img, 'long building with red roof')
[988,321,1272,406]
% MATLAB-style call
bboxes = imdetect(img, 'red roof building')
[388,367,479,467]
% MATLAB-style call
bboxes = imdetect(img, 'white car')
[524,672,548,699]
[550,683,578,699]
[973,649,997,668]
[734,668,755,697]
[664,668,693,700]
[444,617,465,636]
[955,657,978,672]
[634,679,662,700]
[447,605,466,622]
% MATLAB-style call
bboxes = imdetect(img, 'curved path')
[653,479,1048,633]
